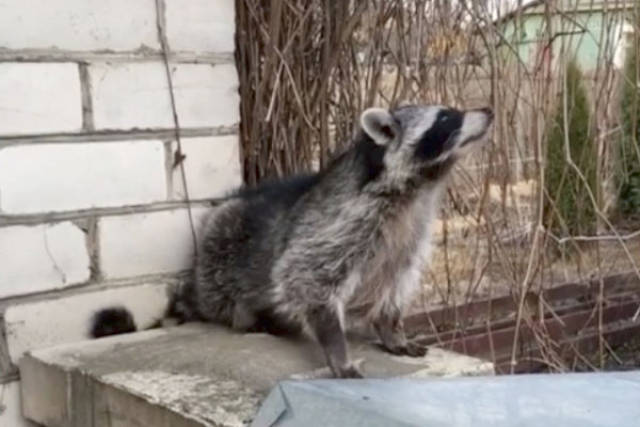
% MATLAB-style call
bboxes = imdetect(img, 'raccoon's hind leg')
[233,304,304,335]
[373,302,427,357]
[231,302,259,332]
[307,303,363,379]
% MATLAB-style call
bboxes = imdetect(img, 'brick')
[90,62,240,130]
[99,208,210,279]
[0,63,82,135]
[0,382,37,427]
[0,141,167,214]
[0,222,90,299]
[172,136,242,200]
[165,0,235,53]
[3,283,170,364]
[0,0,158,51]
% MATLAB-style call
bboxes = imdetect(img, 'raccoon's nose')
[478,107,493,116]
[479,107,494,121]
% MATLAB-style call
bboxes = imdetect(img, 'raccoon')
[92,103,493,379]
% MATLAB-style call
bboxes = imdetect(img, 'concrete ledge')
[20,323,493,427]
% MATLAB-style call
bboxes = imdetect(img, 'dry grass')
[423,172,640,312]
[234,0,640,372]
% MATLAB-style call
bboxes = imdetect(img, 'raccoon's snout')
[458,107,493,148]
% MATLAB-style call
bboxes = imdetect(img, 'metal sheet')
[252,371,640,427]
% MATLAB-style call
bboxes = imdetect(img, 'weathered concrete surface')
[20,323,494,427]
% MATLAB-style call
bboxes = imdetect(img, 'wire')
[154,0,199,259]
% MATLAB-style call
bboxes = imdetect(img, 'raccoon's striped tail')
[89,306,137,338]
[89,283,195,339]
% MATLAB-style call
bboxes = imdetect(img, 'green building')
[495,0,635,72]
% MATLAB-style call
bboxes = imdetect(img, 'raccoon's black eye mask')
[414,109,463,161]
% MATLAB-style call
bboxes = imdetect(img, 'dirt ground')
[410,178,640,372]
[415,177,640,311]
[570,337,640,372]
[602,338,640,371]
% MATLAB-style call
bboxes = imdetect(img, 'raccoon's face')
[360,104,493,181]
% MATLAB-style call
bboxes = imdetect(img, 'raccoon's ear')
[360,108,398,146]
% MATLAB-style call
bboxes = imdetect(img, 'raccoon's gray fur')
[91,103,493,379]
[176,103,493,378]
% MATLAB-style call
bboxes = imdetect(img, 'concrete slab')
[19,323,493,427]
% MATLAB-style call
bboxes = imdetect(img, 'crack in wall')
[42,226,67,285]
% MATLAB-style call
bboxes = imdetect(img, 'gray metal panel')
[252,372,640,427]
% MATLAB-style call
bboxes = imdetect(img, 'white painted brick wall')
[99,208,210,279]
[165,0,235,53]
[172,136,242,200]
[1,1,240,425]
[0,141,167,214]
[0,63,82,135]
[4,283,170,363]
[90,62,240,130]
[0,222,90,299]
[0,0,158,51]
[0,382,37,427]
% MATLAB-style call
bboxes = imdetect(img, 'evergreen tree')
[618,23,640,217]
[544,59,597,236]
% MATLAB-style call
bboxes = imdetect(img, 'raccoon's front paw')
[404,341,428,357]
[336,364,364,379]
[385,341,428,357]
